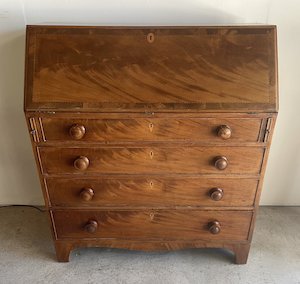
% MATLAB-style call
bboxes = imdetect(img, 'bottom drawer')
[52,210,252,241]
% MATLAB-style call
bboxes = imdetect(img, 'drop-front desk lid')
[24,25,278,113]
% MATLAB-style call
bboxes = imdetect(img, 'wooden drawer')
[39,146,264,175]
[40,117,262,143]
[52,210,252,241]
[46,177,258,207]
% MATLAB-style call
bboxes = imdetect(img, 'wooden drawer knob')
[210,188,224,201]
[74,156,89,171]
[217,125,232,139]
[84,220,98,233]
[80,188,94,201]
[69,124,86,140]
[214,156,228,170]
[208,221,221,234]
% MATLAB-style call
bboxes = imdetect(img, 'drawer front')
[40,117,262,143]
[52,210,252,241]
[46,177,258,207]
[39,146,264,175]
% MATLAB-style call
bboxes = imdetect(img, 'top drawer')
[39,117,263,143]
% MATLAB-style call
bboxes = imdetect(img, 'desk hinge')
[29,117,40,143]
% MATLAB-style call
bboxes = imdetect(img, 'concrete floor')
[0,207,299,284]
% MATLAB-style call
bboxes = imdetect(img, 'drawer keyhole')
[149,122,154,132]
[149,212,155,221]
[149,150,154,159]
[147,33,155,43]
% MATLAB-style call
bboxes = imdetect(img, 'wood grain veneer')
[46,177,259,207]
[25,26,277,112]
[40,117,263,143]
[52,210,253,241]
[38,146,264,175]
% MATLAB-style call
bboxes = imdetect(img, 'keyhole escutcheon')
[149,150,154,159]
[147,33,155,43]
[149,122,154,132]
[149,212,155,221]
[149,180,154,188]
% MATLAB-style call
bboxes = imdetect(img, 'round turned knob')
[210,188,224,201]
[69,124,86,140]
[74,156,89,171]
[84,220,98,233]
[208,221,221,234]
[80,188,94,201]
[217,125,232,140]
[214,156,228,170]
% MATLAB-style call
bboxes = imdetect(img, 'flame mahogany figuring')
[24,25,278,264]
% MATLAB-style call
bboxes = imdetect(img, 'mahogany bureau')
[24,25,278,264]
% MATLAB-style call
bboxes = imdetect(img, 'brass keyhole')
[147,33,155,43]
[149,122,154,132]
[149,150,154,159]
[149,212,155,221]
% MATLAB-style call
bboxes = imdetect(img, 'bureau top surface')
[24,25,278,113]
